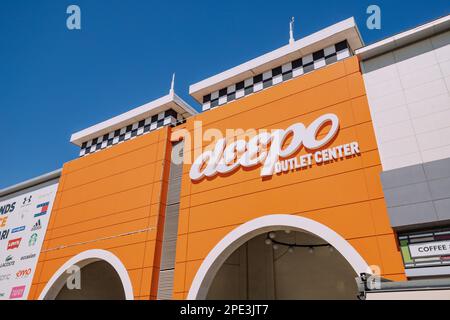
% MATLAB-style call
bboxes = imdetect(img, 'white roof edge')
[0,169,61,198]
[189,17,363,103]
[356,14,450,60]
[70,92,198,146]
[173,92,199,116]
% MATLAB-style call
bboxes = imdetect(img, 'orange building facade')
[30,127,172,300]
[174,56,406,298]
[28,54,404,300]
[2,15,449,300]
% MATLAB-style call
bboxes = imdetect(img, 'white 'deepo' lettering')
[189,113,341,181]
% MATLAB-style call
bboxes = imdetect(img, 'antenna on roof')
[289,17,295,45]
[169,73,176,94]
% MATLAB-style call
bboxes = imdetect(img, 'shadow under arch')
[38,249,134,300]
[187,214,370,300]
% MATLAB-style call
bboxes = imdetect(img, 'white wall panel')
[412,109,450,134]
[404,79,447,104]
[400,64,442,89]
[394,39,437,76]
[433,31,450,62]
[376,120,415,143]
[382,152,422,171]
[440,59,450,76]
[378,136,420,160]
[417,126,450,151]
[408,94,450,118]
[445,74,450,91]
[367,78,404,99]
[369,92,406,114]
[362,30,450,171]
[371,105,410,127]
[422,145,450,163]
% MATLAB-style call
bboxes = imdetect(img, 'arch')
[38,249,134,300]
[187,214,370,299]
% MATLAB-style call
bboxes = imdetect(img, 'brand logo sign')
[0,255,15,268]
[11,226,25,234]
[9,285,25,299]
[7,238,21,250]
[0,217,8,228]
[22,195,32,206]
[0,202,16,215]
[20,254,36,261]
[189,113,360,181]
[15,268,32,279]
[0,229,9,240]
[31,220,42,231]
[34,202,49,218]
[0,274,10,281]
[28,233,38,247]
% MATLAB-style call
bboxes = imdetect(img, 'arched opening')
[188,215,370,300]
[54,260,125,300]
[207,230,357,299]
[39,249,134,300]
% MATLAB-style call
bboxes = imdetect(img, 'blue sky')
[0,0,449,188]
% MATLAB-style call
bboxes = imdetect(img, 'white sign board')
[0,182,58,300]
[409,240,450,258]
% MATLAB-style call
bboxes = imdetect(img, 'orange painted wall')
[30,56,406,301]
[171,56,406,299]
[30,127,172,300]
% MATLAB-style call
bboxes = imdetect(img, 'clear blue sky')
[0,0,449,188]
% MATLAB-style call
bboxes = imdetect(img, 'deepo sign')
[189,113,359,181]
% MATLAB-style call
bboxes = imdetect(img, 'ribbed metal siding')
[157,141,183,300]
[157,270,175,300]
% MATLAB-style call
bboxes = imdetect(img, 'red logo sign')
[9,285,26,299]
[7,238,21,250]
[16,268,32,279]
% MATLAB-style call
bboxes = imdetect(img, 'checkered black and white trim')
[79,109,185,157]
[202,40,351,111]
